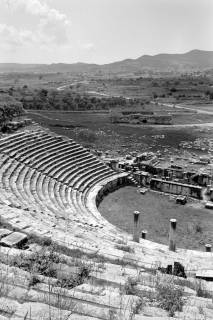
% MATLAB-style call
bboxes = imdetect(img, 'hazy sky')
[0,0,212,64]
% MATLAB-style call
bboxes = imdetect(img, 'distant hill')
[1,50,213,74]
[101,50,213,74]
[0,63,45,73]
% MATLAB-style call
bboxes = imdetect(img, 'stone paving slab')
[9,220,30,230]
[0,231,27,248]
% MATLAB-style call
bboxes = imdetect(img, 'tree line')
[8,86,143,111]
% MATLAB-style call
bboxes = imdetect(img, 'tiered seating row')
[0,129,120,242]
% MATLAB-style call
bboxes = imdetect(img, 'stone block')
[205,202,213,209]
[0,232,27,248]
[196,269,213,281]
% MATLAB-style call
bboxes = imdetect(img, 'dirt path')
[156,101,213,115]
[57,80,89,91]
[119,121,213,129]
[87,90,131,100]
[26,111,61,121]
[26,111,74,124]
[29,109,213,129]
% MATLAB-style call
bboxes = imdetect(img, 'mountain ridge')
[1,49,213,74]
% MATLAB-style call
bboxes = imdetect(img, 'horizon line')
[0,48,212,66]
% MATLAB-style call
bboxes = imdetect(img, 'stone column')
[205,244,212,252]
[169,219,177,252]
[141,230,147,239]
[133,211,140,242]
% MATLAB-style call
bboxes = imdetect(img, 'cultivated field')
[27,110,210,155]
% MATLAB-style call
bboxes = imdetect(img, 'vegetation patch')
[57,262,92,289]
[0,94,25,132]
[74,127,97,143]
[124,277,138,295]
[115,244,135,253]
[195,281,213,299]
[11,245,60,278]
[156,280,184,317]
[10,245,92,290]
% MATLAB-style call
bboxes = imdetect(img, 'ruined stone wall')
[150,178,202,199]
[113,112,173,125]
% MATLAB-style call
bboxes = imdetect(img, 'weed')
[57,263,92,289]
[11,245,60,278]
[116,239,128,245]
[42,279,76,320]
[28,234,53,247]
[198,305,205,315]
[108,309,117,320]
[29,274,41,287]
[75,128,97,143]
[195,224,202,233]
[10,242,93,292]
[156,280,184,317]
[131,298,144,315]
[115,244,135,253]
[196,281,213,299]
[124,277,138,295]
[172,277,195,291]
[0,268,11,298]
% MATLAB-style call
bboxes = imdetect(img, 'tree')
[39,89,48,100]
[0,95,24,127]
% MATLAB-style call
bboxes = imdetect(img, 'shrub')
[124,277,138,295]
[57,263,92,289]
[11,245,60,278]
[29,274,41,287]
[130,298,145,316]
[156,280,184,317]
[11,245,92,291]
[196,281,212,299]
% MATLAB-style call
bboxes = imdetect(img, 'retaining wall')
[95,173,129,207]
[150,178,202,199]
[85,173,129,225]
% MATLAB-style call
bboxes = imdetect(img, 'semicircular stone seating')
[0,126,212,271]
[0,128,127,249]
